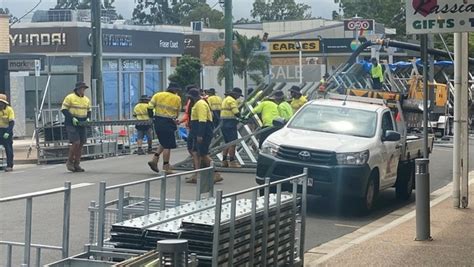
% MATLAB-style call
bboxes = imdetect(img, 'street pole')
[224,0,233,92]
[453,33,462,208]
[91,0,104,119]
[460,32,469,208]
[415,34,431,241]
[298,41,302,84]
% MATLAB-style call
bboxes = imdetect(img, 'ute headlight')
[261,141,279,156]
[336,150,369,165]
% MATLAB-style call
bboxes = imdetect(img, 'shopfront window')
[121,59,142,119]
[104,59,119,120]
[145,59,162,97]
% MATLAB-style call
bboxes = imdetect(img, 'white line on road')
[334,223,360,229]
[41,165,62,170]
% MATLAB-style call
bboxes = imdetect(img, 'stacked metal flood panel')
[110,194,299,266]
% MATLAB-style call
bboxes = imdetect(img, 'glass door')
[122,72,141,119]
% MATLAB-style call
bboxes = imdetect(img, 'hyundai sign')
[406,0,474,34]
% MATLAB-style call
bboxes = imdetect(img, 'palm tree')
[212,31,269,94]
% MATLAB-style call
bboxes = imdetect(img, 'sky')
[1,0,339,21]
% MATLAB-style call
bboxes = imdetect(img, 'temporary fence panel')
[0,182,72,267]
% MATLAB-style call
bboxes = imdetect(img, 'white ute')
[256,94,433,213]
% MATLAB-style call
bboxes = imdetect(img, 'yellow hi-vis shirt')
[252,100,280,127]
[61,93,91,118]
[133,103,150,120]
[207,95,222,111]
[290,95,307,112]
[191,99,213,122]
[148,91,182,119]
[278,101,293,121]
[371,64,384,82]
[221,95,239,119]
[0,106,15,128]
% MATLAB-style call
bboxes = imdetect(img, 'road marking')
[41,165,62,170]
[9,170,26,174]
[334,223,359,229]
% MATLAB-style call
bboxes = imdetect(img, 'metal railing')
[211,168,308,266]
[95,166,216,248]
[0,182,72,267]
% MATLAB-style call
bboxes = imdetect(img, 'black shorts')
[187,130,194,151]
[153,117,177,149]
[66,125,87,144]
[192,134,212,156]
[136,126,152,140]
[221,126,238,143]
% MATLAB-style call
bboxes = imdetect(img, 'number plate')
[297,178,313,187]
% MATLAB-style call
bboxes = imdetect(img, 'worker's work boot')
[185,173,197,184]
[213,172,224,183]
[147,154,160,173]
[221,160,229,167]
[66,160,75,172]
[4,167,13,172]
[163,164,174,174]
[228,160,241,168]
[137,148,145,155]
[74,163,85,172]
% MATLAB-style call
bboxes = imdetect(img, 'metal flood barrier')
[92,166,216,249]
[98,169,309,266]
[0,182,72,267]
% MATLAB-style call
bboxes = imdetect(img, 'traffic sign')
[344,19,374,31]
[406,0,474,34]
[34,60,41,77]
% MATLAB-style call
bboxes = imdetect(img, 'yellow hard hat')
[0,94,9,105]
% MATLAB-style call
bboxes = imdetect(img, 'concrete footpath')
[305,171,474,266]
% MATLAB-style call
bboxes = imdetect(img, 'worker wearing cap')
[133,95,153,155]
[248,92,281,148]
[370,57,384,90]
[61,82,91,172]
[147,82,182,174]
[0,94,15,172]
[221,87,244,168]
[289,85,308,113]
[186,89,223,184]
[205,88,222,129]
[273,90,293,121]
[180,85,199,169]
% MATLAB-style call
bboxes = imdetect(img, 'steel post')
[209,163,215,198]
[35,247,41,267]
[273,183,282,265]
[415,158,431,241]
[144,181,151,215]
[212,190,223,267]
[421,34,429,158]
[160,176,167,211]
[175,176,181,206]
[62,182,71,258]
[23,197,33,267]
[261,178,270,266]
[224,0,233,92]
[97,182,106,248]
[461,32,469,209]
[249,190,257,266]
[88,201,96,244]
[453,33,462,208]
[299,168,308,264]
[117,187,125,222]
[289,180,298,264]
[6,243,12,267]
[228,196,237,264]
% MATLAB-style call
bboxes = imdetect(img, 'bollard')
[157,239,189,267]
[415,158,431,241]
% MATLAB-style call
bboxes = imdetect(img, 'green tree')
[235,18,260,24]
[213,32,269,91]
[175,1,224,28]
[333,0,405,39]
[251,0,311,22]
[132,0,178,25]
[168,55,202,90]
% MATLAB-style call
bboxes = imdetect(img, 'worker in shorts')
[133,95,153,155]
[289,85,308,113]
[0,93,15,172]
[186,88,223,183]
[61,82,91,172]
[147,82,182,174]
[220,87,244,168]
[205,88,222,129]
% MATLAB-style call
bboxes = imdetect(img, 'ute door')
[379,111,401,188]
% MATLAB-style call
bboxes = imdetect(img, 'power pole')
[224,0,233,92]
[91,0,104,119]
